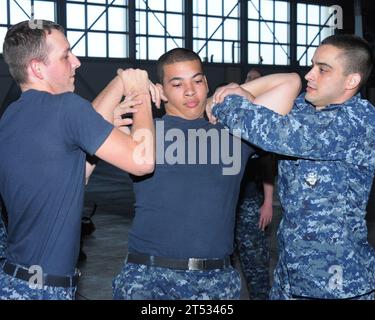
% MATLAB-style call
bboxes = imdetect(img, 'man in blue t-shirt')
[112,48,300,300]
[0,20,155,300]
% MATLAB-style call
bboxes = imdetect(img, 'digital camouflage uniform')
[113,263,241,300]
[235,194,270,299]
[213,93,375,299]
[0,270,77,300]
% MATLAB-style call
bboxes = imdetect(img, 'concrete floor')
[77,161,375,300]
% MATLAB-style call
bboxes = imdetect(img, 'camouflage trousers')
[0,268,77,300]
[270,258,375,300]
[235,196,270,300]
[0,217,6,259]
[112,262,241,300]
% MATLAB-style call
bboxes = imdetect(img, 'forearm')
[241,73,299,98]
[92,75,124,123]
[212,95,347,160]
[241,73,301,115]
[262,182,274,206]
[130,93,155,165]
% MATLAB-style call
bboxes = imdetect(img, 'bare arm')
[211,73,301,116]
[94,69,155,176]
[85,72,125,183]
[258,182,274,231]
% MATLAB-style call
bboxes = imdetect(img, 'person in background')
[234,68,277,299]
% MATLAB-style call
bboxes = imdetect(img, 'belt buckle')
[188,258,204,271]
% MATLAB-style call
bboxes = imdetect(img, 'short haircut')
[156,48,204,84]
[3,20,64,85]
[321,34,374,88]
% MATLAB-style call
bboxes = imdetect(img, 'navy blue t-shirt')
[0,90,113,275]
[129,115,254,259]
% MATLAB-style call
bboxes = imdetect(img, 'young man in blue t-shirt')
[0,20,155,300]
[112,48,300,300]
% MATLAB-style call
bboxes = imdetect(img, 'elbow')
[289,73,302,93]
[132,162,155,176]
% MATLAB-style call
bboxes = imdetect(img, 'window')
[0,0,56,54]
[193,0,240,64]
[66,0,129,58]
[248,0,290,65]
[135,0,184,60]
[297,3,335,66]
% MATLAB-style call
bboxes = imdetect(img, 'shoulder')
[58,92,91,106]
[56,92,93,114]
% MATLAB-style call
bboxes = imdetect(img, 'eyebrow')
[168,72,205,83]
[311,61,333,69]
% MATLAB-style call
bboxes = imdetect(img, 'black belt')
[2,261,80,288]
[126,253,231,271]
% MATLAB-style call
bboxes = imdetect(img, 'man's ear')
[156,83,168,103]
[29,59,44,80]
[346,73,361,91]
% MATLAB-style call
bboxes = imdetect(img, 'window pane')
[136,0,146,10]
[208,41,222,63]
[260,22,273,43]
[207,17,222,40]
[297,3,306,24]
[34,1,55,21]
[275,45,288,65]
[67,31,86,57]
[167,0,183,13]
[148,37,165,60]
[321,6,335,27]
[10,0,31,24]
[307,46,317,65]
[167,14,183,37]
[260,44,273,64]
[307,5,320,25]
[193,0,206,15]
[224,19,239,41]
[248,43,260,64]
[0,1,7,23]
[108,7,127,32]
[297,46,307,66]
[87,5,106,31]
[275,23,288,43]
[166,38,182,51]
[88,0,106,4]
[307,26,319,46]
[248,0,260,19]
[88,32,106,57]
[109,33,127,58]
[194,40,207,60]
[248,21,259,42]
[113,0,127,5]
[224,0,239,17]
[136,11,147,34]
[193,16,206,38]
[148,0,164,11]
[207,0,222,16]
[136,36,147,59]
[321,27,334,42]
[297,25,306,45]
[67,4,85,29]
[148,12,164,35]
[275,1,288,22]
[261,0,273,21]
